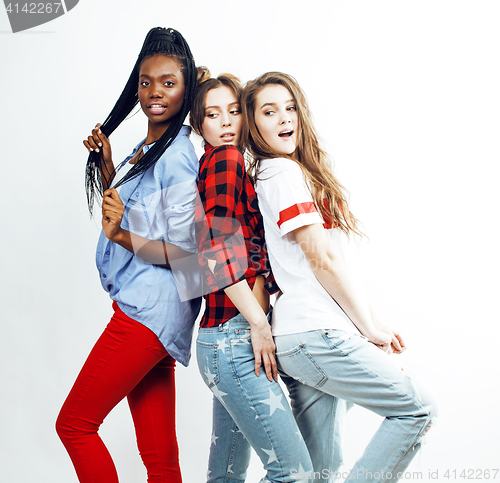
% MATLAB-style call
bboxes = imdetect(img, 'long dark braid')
[84,27,197,215]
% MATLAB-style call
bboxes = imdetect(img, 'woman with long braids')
[242,72,437,483]
[191,69,313,482]
[56,27,201,483]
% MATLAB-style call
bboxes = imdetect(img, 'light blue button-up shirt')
[95,126,202,366]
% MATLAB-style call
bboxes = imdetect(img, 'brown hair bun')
[196,66,211,85]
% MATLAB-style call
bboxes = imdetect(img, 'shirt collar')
[131,137,147,154]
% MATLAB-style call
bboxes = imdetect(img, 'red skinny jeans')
[56,302,182,483]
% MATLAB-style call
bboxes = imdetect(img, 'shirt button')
[135,192,139,197]
[102,273,107,278]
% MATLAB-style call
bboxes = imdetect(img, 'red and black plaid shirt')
[196,144,278,328]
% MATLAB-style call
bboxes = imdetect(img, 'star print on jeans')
[260,388,285,416]
[204,367,216,385]
[212,384,228,401]
[291,463,313,481]
[261,447,278,465]
[210,431,218,446]
[216,338,229,353]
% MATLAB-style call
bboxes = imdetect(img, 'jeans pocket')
[231,324,252,351]
[230,329,254,376]
[196,340,220,388]
[323,328,364,350]
[234,328,251,339]
[276,344,327,388]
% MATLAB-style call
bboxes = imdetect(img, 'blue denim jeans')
[275,329,437,483]
[197,314,313,483]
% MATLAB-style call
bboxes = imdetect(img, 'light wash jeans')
[197,314,313,483]
[275,329,437,483]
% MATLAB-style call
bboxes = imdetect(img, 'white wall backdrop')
[1,1,499,482]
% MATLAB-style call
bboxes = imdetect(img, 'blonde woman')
[242,72,437,483]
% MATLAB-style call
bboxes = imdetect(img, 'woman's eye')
[264,110,274,116]
[287,105,296,111]
[206,113,218,118]
[230,109,240,115]
[139,81,149,87]
[164,81,175,87]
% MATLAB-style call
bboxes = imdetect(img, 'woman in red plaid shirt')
[191,68,313,482]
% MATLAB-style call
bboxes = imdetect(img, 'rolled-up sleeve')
[159,149,199,253]
[163,179,198,252]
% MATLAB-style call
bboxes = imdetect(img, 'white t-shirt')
[255,157,360,337]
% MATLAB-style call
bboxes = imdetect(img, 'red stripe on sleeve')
[277,202,317,228]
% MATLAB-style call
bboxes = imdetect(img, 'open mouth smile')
[148,103,167,114]
[278,130,294,138]
[220,132,236,141]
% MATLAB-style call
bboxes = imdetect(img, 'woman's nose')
[150,83,162,97]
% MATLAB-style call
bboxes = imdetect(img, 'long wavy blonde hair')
[242,72,362,237]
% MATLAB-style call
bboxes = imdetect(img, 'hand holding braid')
[84,27,197,215]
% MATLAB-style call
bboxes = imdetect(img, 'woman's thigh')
[275,329,434,418]
[197,319,313,482]
[58,303,169,431]
[280,371,349,477]
[127,354,181,482]
[206,395,252,483]
[276,330,436,482]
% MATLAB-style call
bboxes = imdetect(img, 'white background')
[1,1,499,482]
